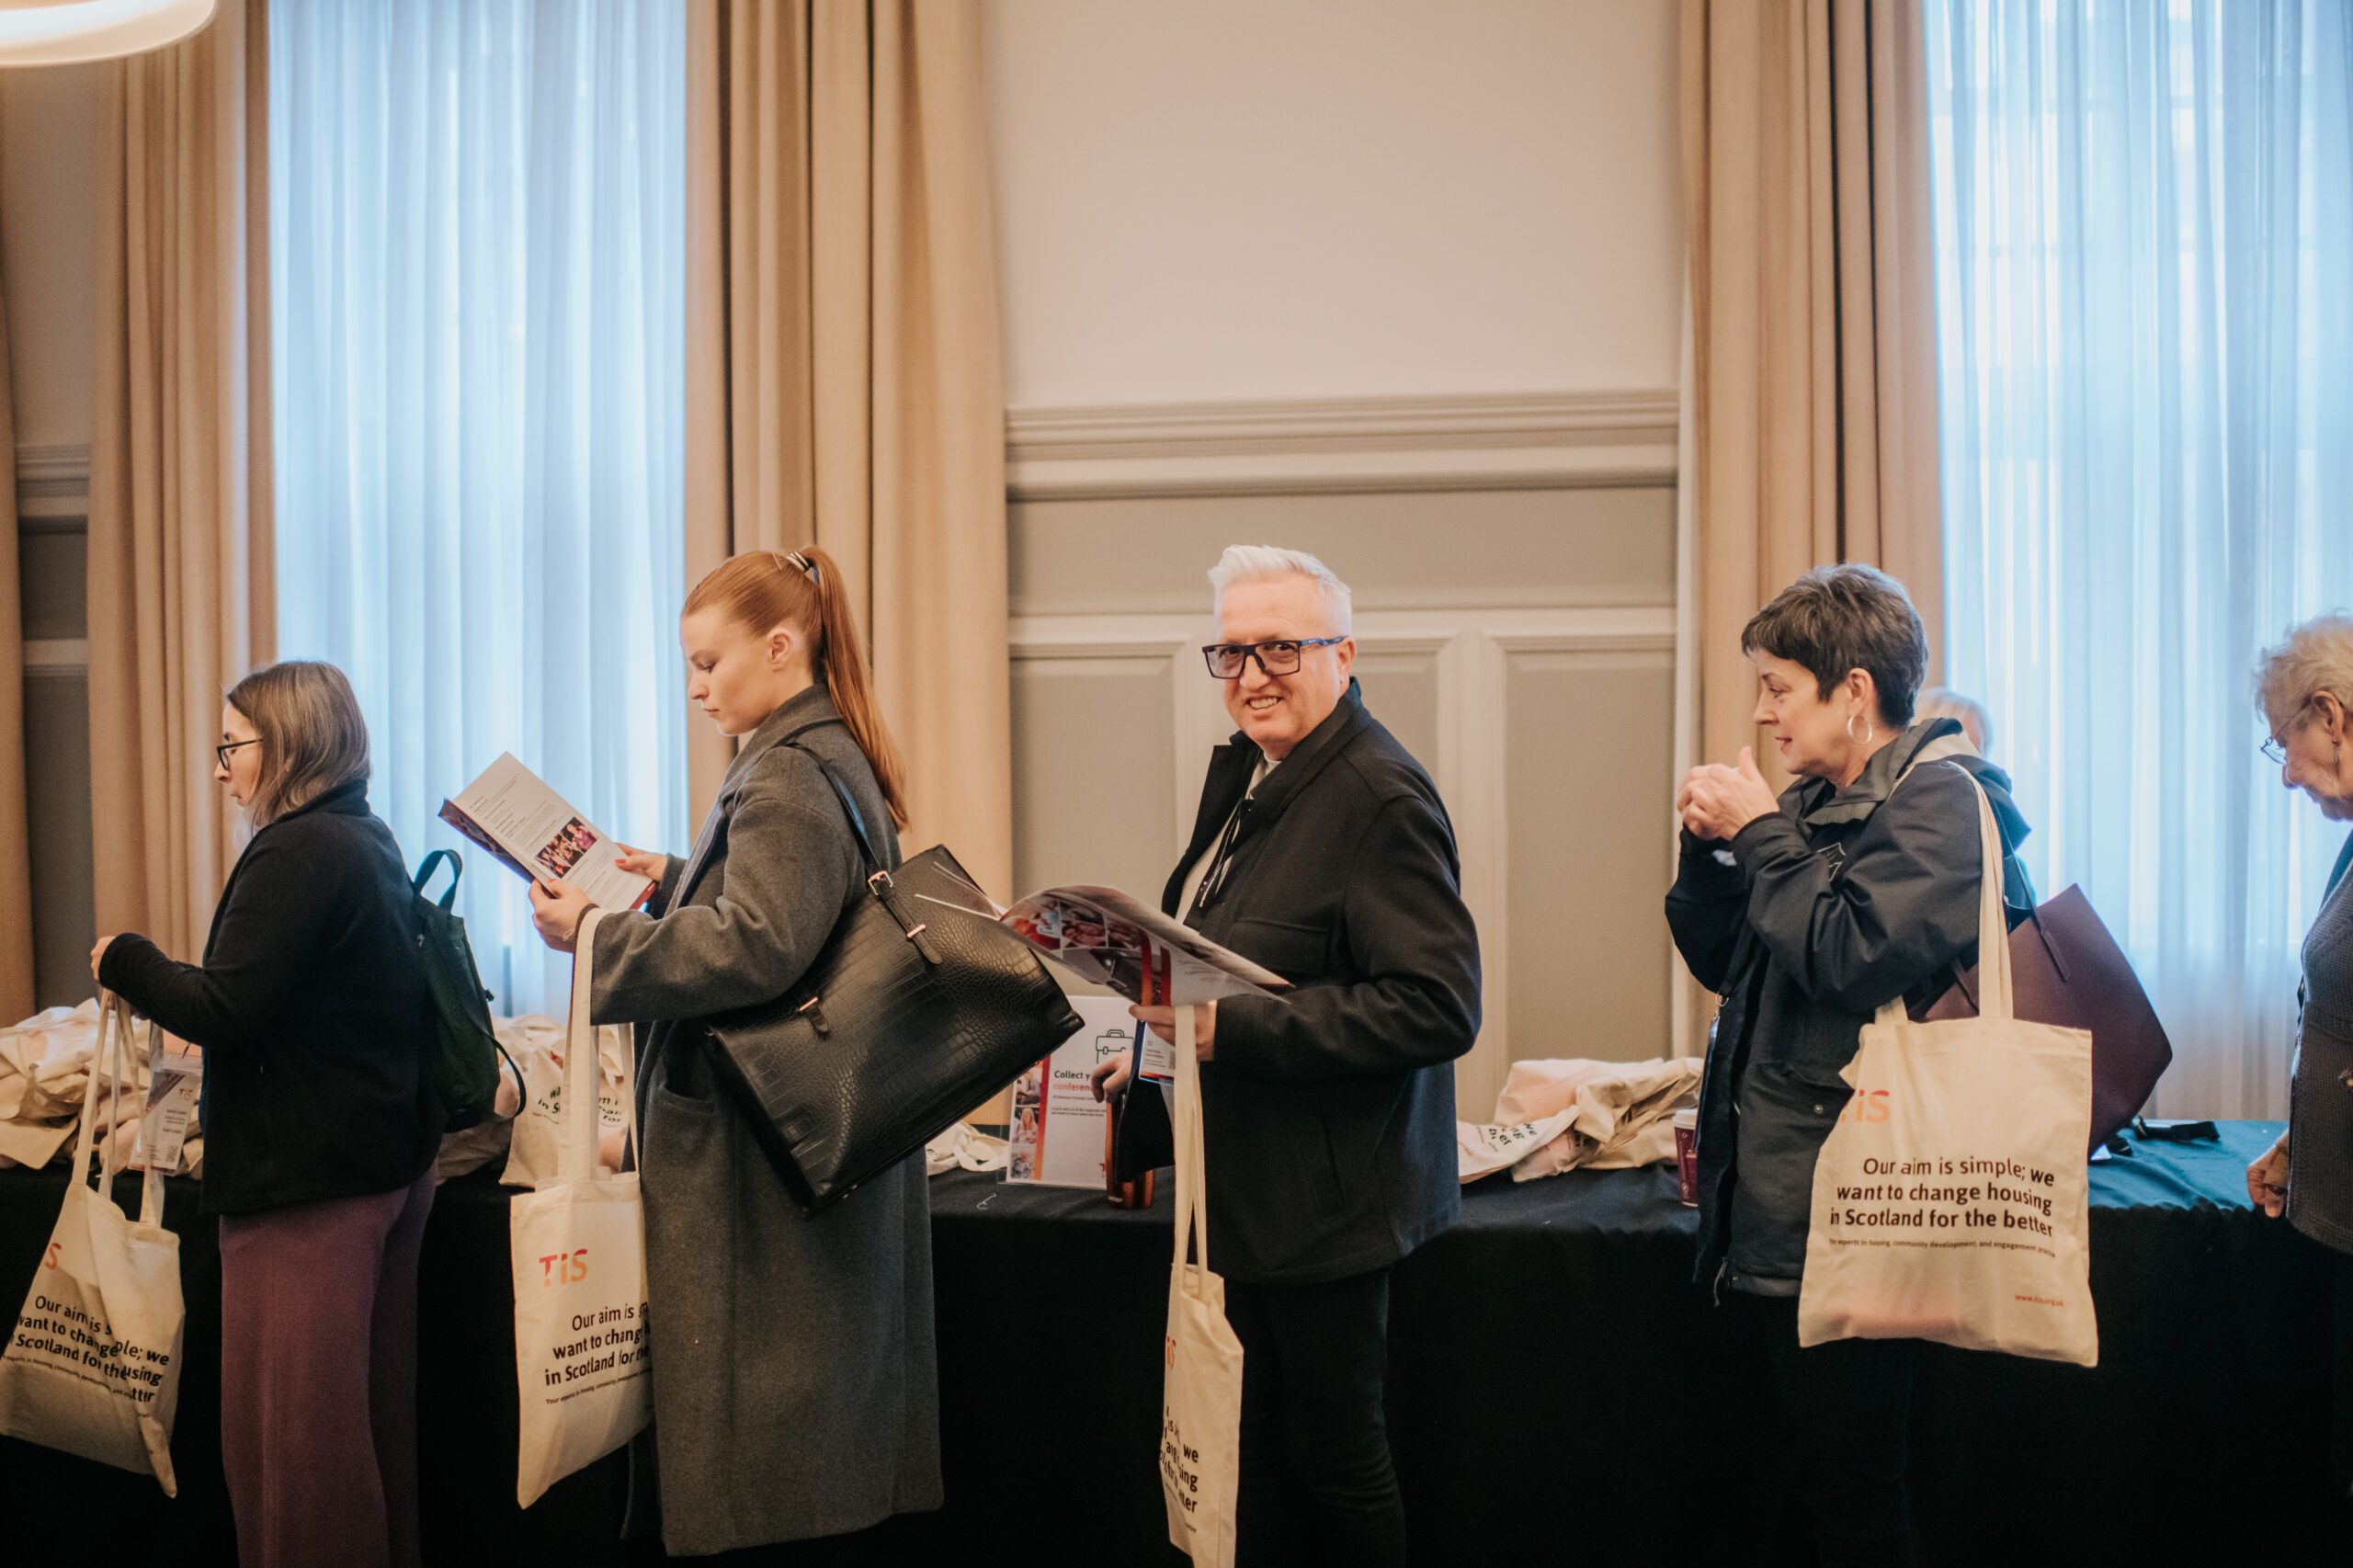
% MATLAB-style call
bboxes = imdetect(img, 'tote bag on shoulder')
[1161,1003,1243,1567]
[0,994,185,1492]
[510,910,652,1506]
[1798,771,2098,1367]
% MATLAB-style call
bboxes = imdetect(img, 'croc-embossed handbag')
[701,725,1084,1212]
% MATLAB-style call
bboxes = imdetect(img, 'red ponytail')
[682,547,912,828]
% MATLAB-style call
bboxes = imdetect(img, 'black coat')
[1665,720,2033,1294]
[100,777,442,1215]
[1118,681,1483,1285]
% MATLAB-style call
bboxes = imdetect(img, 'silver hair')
[1915,687,1994,756]
[2255,613,2353,728]
[1206,544,1353,633]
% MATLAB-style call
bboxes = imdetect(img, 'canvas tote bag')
[510,910,652,1506]
[1160,1003,1243,1566]
[0,994,185,1491]
[1798,772,2098,1367]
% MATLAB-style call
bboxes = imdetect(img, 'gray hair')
[1740,563,1928,728]
[226,660,371,826]
[1207,545,1353,633]
[2255,613,2353,729]
[1915,687,1994,756]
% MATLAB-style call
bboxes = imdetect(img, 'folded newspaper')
[439,754,654,913]
[902,869,1286,1007]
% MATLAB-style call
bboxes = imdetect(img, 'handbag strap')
[777,719,884,879]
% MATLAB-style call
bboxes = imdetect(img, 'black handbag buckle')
[795,994,831,1037]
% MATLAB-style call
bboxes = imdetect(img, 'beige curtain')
[0,258,30,1020]
[1681,0,1941,778]
[686,0,1013,901]
[87,0,273,961]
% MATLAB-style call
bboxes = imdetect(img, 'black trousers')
[1222,1266,1409,1568]
[1724,1289,1919,1568]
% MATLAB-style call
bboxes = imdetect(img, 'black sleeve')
[1211,793,1483,1083]
[97,832,341,1048]
[1732,760,1985,1015]
[1665,824,1752,993]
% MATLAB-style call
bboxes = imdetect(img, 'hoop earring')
[1847,710,1874,746]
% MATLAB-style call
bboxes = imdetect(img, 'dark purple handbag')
[1917,883,2173,1155]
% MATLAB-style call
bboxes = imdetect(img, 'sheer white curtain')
[272,0,688,1015]
[1927,0,2353,1117]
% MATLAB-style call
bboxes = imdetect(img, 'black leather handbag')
[701,735,1083,1213]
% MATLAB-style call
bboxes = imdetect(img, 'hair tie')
[783,550,819,585]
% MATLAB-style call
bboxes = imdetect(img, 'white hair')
[1206,545,1353,634]
[1915,686,1994,756]
[2256,613,2353,727]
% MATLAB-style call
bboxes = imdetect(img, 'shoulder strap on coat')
[778,719,882,876]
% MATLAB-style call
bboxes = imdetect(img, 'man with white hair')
[1106,544,1482,1566]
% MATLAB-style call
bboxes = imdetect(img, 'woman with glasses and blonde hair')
[92,660,441,1568]
[2247,615,2353,1245]
[526,547,940,1562]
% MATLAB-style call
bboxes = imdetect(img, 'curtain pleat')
[685,0,1011,902]
[0,247,31,1020]
[87,0,271,962]
[1681,0,1941,782]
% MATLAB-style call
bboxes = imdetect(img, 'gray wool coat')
[588,686,941,1556]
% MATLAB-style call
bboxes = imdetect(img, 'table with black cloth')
[2,1120,2344,1565]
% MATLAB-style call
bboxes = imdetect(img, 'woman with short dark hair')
[1667,564,2033,1565]
[92,660,440,1568]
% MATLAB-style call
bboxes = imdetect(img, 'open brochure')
[900,869,1286,1007]
[439,753,654,914]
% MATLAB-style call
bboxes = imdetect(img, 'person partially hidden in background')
[1097,544,1481,1568]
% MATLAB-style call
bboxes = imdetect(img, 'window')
[271,0,687,1012]
[1928,0,2353,1114]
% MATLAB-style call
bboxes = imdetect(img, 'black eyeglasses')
[1200,637,1345,679]
[215,738,261,769]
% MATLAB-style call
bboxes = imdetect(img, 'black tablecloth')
[3,1121,2342,1565]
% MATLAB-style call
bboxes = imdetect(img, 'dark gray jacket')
[1120,681,1483,1285]
[588,686,940,1554]
[1665,719,2032,1295]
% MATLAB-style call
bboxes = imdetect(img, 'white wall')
[981,0,1684,407]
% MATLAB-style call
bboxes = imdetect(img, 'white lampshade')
[0,0,216,66]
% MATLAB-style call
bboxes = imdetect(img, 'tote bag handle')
[81,994,166,1227]
[559,909,637,1185]
[1169,1003,1211,1276]
[1871,770,2013,1029]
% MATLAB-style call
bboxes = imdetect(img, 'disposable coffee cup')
[1672,1108,1699,1208]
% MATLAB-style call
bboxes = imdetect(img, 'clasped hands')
[1089,1002,1216,1102]
[529,844,666,952]
[1676,745,1780,843]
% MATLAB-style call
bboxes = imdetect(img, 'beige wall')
[982,0,1684,405]
[984,0,1688,1116]
[3,64,102,1011]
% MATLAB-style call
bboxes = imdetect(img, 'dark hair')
[682,547,911,828]
[226,660,371,825]
[1740,564,1927,728]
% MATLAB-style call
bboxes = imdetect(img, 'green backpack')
[412,850,515,1131]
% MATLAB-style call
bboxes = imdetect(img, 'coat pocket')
[1226,917,1330,984]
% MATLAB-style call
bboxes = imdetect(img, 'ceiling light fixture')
[0,0,216,67]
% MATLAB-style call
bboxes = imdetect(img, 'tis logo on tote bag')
[509,910,652,1506]
[1798,769,2099,1368]
[0,996,187,1493]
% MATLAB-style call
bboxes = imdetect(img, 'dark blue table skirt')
[2,1120,2341,1565]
